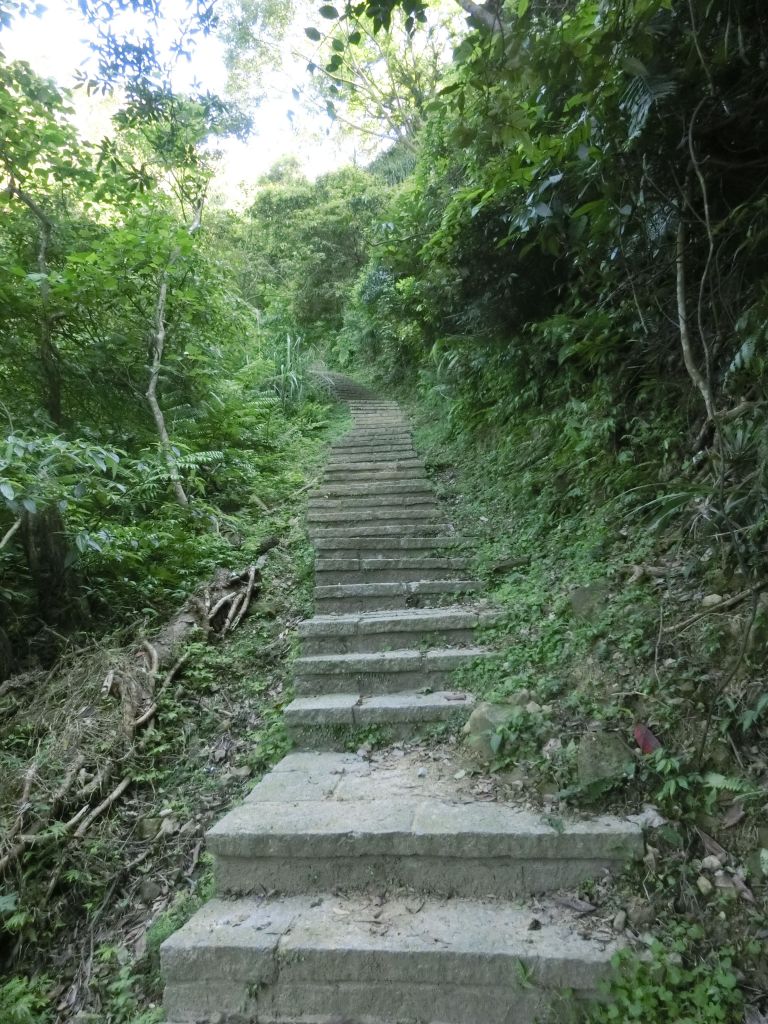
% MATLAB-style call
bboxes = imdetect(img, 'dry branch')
[676,205,716,423]
[74,776,131,838]
[222,592,245,635]
[0,546,276,878]
[230,565,257,632]
[665,582,765,634]
[0,518,21,550]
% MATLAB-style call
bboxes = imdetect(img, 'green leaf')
[304,26,322,40]
[319,4,339,17]
[0,481,15,501]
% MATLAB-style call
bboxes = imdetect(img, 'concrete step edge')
[161,896,622,1016]
[299,606,497,634]
[294,646,490,674]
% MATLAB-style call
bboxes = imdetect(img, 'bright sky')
[1,0,358,206]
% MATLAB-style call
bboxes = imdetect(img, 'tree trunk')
[147,273,189,508]
[144,200,205,509]
[20,507,89,661]
[676,210,716,423]
[6,181,63,424]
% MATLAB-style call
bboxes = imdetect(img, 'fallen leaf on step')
[721,801,745,829]
[634,724,662,754]
[626,805,668,829]
[731,874,756,904]
[554,896,596,916]
[696,827,730,863]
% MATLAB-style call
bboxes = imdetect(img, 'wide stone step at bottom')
[309,493,438,511]
[284,690,475,747]
[206,750,642,896]
[311,480,433,498]
[323,458,426,473]
[307,507,439,525]
[314,562,469,585]
[309,523,453,540]
[293,646,489,695]
[309,540,466,565]
[299,605,496,654]
[328,447,419,462]
[322,467,429,484]
[162,893,620,1024]
[314,579,482,612]
[330,438,417,450]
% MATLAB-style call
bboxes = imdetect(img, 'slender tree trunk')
[676,211,716,423]
[145,200,205,509]
[147,273,189,508]
[6,180,63,423]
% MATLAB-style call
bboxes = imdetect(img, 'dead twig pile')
[0,536,280,879]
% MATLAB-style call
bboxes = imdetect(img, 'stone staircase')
[161,378,644,1024]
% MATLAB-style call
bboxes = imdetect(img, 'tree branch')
[453,0,500,32]
[145,197,205,508]
[676,200,716,423]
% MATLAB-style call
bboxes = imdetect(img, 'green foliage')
[339,0,768,578]
[585,925,744,1024]
[0,976,52,1024]
[239,164,388,348]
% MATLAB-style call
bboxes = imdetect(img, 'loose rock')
[577,731,634,788]
[702,854,723,871]
[462,702,518,761]
[697,875,714,896]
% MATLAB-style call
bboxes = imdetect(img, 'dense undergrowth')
[0,397,349,1021]
[381,375,766,1019]
[3,0,768,1019]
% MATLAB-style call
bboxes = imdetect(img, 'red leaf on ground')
[634,724,662,754]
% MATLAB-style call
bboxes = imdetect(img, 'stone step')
[323,467,428,482]
[204,751,643,896]
[314,579,481,612]
[311,480,432,498]
[324,459,425,473]
[299,605,492,653]
[284,690,475,746]
[308,493,437,510]
[333,435,413,444]
[314,557,470,586]
[348,405,401,411]
[162,893,621,1024]
[294,646,489,695]
[329,447,418,462]
[347,419,409,426]
[308,523,451,539]
[335,431,413,444]
[311,535,461,555]
[307,508,439,526]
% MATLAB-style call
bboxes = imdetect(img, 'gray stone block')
[309,522,450,538]
[307,508,438,524]
[311,481,434,497]
[163,896,621,1023]
[282,693,357,724]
